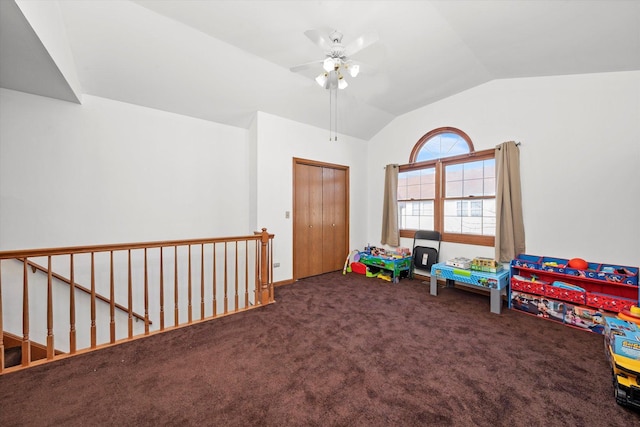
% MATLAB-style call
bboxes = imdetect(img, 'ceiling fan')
[290,29,378,90]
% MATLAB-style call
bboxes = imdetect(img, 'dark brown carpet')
[1,271,638,426]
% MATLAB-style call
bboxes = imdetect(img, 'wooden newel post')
[259,228,272,305]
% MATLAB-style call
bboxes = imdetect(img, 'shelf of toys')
[509,254,639,334]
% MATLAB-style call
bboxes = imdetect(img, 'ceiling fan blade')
[344,32,379,57]
[290,60,323,73]
[304,29,333,51]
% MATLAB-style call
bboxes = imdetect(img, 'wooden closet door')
[294,163,324,278]
[322,167,347,272]
[293,158,349,280]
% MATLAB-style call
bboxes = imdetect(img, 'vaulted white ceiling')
[2,0,639,140]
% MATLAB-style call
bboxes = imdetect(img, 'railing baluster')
[90,253,96,348]
[159,247,165,331]
[212,243,217,317]
[0,260,5,373]
[174,246,179,327]
[235,241,239,312]
[22,258,30,366]
[46,256,54,359]
[188,245,192,324]
[244,240,249,308]
[110,251,115,343]
[69,254,76,354]
[224,242,228,315]
[254,239,259,304]
[144,248,149,335]
[128,250,133,338]
[200,243,205,320]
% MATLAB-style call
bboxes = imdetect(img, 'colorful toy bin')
[511,254,638,285]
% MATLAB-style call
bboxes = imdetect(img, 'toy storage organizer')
[509,254,639,334]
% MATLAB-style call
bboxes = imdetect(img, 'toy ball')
[631,305,640,316]
[568,258,588,270]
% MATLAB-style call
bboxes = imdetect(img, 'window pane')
[444,215,462,234]
[398,185,407,200]
[446,180,463,198]
[484,177,495,196]
[463,162,484,180]
[398,201,433,230]
[416,132,470,162]
[443,199,495,236]
[398,168,435,201]
[407,185,421,199]
[483,199,496,234]
[463,179,483,197]
[484,161,495,178]
[445,159,496,198]
[462,217,483,234]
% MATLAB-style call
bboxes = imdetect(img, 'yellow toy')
[617,305,640,325]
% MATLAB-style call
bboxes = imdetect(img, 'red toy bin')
[586,292,636,313]
[543,285,586,305]
[511,277,545,296]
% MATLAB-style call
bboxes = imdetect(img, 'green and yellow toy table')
[358,252,412,283]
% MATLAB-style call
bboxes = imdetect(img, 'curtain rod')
[497,141,521,150]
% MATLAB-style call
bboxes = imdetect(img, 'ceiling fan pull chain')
[335,87,338,141]
[329,85,333,141]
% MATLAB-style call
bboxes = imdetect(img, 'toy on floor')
[350,261,367,275]
[378,272,392,282]
[604,317,640,409]
[342,250,360,274]
[617,305,640,325]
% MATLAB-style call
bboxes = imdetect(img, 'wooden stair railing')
[23,259,149,325]
[0,228,275,374]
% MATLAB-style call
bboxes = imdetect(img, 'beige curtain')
[381,164,400,246]
[495,141,525,262]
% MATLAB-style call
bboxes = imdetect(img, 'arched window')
[398,127,495,246]
[411,127,474,162]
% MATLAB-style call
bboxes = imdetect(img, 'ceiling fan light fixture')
[338,76,348,90]
[315,73,328,87]
[349,64,360,77]
[323,57,335,72]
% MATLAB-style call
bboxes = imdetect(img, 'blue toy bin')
[598,264,639,285]
[511,254,542,269]
[540,256,571,274]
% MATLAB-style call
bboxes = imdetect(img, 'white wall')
[255,112,369,282]
[367,71,640,267]
[0,89,251,249]
[3,70,638,279]
[0,89,370,286]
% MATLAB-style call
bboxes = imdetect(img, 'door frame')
[292,157,350,280]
